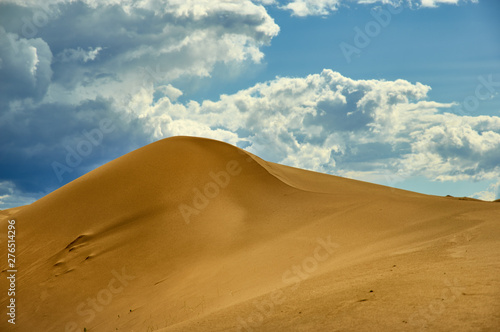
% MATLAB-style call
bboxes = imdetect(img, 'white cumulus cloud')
[128,69,500,186]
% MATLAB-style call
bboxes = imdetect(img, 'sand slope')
[1,136,499,331]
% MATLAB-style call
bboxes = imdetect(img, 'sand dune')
[1,136,499,331]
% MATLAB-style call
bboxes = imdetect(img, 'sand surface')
[1,136,499,331]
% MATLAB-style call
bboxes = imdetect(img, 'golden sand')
[1,136,499,331]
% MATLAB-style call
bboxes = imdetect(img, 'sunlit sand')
[1,136,499,331]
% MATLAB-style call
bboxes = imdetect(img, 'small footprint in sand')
[52,234,95,276]
[447,231,474,258]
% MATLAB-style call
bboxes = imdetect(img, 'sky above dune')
[0,0,499,208]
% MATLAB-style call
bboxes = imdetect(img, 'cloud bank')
[0,0,279,207]
[135,70,500,186]
[0,0,497,208]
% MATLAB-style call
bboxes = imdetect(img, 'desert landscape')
[1,136,499,331]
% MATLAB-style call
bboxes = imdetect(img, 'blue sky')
[1,0,499,208]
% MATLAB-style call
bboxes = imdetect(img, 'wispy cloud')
[278,0,478,16]
[472,179,500,201]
